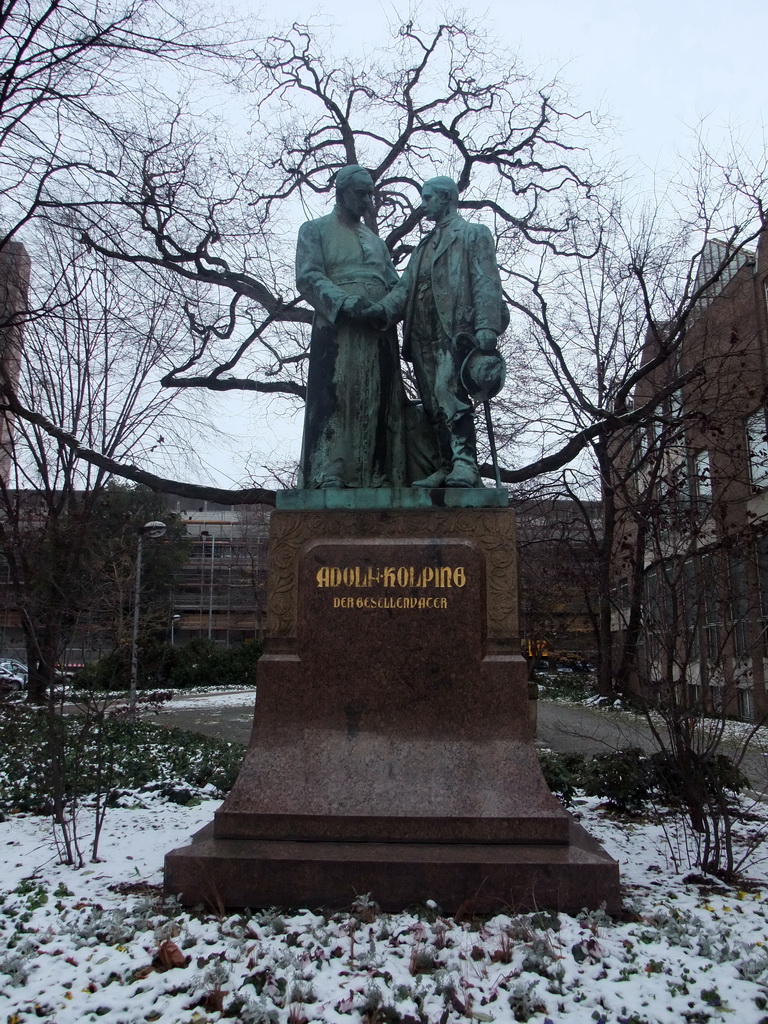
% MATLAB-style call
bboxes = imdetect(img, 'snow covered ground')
[156,690,256,713]
[2,794,768,1024]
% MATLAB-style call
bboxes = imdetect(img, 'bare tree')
[61,18,609,483]
[0,226,206,698]
[504,149,767,694]
[0,11,764,515]
[611,415,767,876]
[0,0,237,246]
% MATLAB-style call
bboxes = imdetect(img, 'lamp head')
[142,520,167,539]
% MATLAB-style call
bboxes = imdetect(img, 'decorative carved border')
[266,509,518,642]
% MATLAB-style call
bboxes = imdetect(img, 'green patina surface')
[294,170,509,493]
[276,487,508,510]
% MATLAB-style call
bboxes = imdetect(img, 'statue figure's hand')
[475,330,498,351]
[360,302,387,330]
[338,295,368,320]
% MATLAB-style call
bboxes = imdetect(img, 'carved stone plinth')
[165,502,620,914]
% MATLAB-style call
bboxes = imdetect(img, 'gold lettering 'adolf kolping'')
[315,565,466,589]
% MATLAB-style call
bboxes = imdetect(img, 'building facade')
[0,241,30,485]
[166,498,271,647]
[516,496,601,669]
[0,496,272,665]
[613,229,768,720]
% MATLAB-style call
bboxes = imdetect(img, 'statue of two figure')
[295,166,509,490]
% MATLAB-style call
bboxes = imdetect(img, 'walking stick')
[457,331,505,490]
[483,399,502,489]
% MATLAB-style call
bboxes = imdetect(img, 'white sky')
[201,0,767,489]
[284,0,766,172]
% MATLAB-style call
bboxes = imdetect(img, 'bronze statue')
[377,176,509,487]
[295,166,407,488]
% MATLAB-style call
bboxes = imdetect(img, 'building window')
[644,568,660,666]
[636,426,648,461]
[746,409,768,489]
[728,554,750,659]
[648,416,662,452]
[669,388,684,421]
[738,685,755,722]
[692,450,712,501]
[755,537,768,655]
[682,558,700,661]
[700,552,721,662]
[670,460,690,507]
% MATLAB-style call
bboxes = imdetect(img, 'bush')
[538,746,749,816]
[581,747,653,813]
[533,671,596,703]
[648,749,749,806]
[73,637,263,692]
[0,704,246,813]
[537,751,587,807]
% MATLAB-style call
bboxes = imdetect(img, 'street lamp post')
[130,520,167,719]
[208,533,216,639]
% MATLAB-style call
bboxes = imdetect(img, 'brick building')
[613,228,768,720]
[0,241,30,485]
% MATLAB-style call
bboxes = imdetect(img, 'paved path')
[537,700,657,754]
[154,690,256,746]
[538,700,768,792]
[156,690,650,751]
[153,690,768,792]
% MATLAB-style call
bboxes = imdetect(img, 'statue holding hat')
[295,165,407,488]
[375,175,508,488]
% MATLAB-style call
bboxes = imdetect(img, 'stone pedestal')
[165,495,619,914]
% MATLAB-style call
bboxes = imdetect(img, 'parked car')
[0,658,28,691]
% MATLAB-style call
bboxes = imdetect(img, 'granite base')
[164,505,619,913]
[166,817,620,916]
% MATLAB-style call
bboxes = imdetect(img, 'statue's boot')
[445,414,482,488]
[412,420,452,487]
[412,467,449,487]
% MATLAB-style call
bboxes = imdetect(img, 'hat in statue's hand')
[460,347,507,404]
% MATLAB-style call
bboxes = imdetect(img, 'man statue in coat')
[295,165,407,488]
[375,176,509,487]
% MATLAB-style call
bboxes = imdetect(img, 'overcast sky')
[205,0,767,489]
[277,0,766,179]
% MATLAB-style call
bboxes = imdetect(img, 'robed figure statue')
[295,166,407,489]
